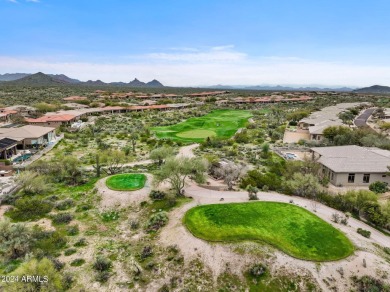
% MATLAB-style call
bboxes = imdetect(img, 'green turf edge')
[183,202,355,262]
[105,173,147,191]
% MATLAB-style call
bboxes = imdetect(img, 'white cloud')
[211,45,235,51]
[145,46,246,63]
[7,0,18,3]
[26,0,40,2]
[1,53,390,87]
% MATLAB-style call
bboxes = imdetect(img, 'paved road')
[354,108,376,127]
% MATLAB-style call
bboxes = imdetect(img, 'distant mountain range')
[206,84,356,92]
[0,72,164,88]
[353,85,390,94]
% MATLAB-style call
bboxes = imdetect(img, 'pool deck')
[12,134,64,169]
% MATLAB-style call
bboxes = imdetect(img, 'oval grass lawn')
[184,202,354,261]
[106,173,146,191]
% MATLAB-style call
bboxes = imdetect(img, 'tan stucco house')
[311,145,390,187]
[0,125,56,149]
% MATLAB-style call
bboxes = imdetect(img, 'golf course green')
[106,173,146,191]
[151,109,252,142]
[184,202,354,261]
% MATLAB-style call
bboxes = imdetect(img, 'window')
[348,173,355,183]
[363,174,370,184]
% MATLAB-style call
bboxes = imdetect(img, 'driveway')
[354,108,376,127]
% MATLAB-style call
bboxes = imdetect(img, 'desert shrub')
[64,248,77,256]
[249,263,267,278]
[352,275,390,292]
[130,219,139,230]
[101,210,119,222]
[369,181,389,194]
[149,190,166,201]
[5,258,64,291]
[240,170,282,191]
[340,217,348,225]
[7,198,52,221]
[70,258,85,267]
[247,185,259,200]
[55,199,75,210]
[158,284,170,292]
[66,225,79,236]
[357,228,371,238]
[331,212,341,223]
[33,230,67,256]
[74,238,87,247]
[49,257,65,271]
[146,211,168,232]
[52,213,73,225]
[140,246,153,260]
[95,271,110,283]
[62,273,74,290]
[75,204,92,212]
[93,256,112,272]
[0,219,32,261]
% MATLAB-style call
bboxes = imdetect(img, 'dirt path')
[177,143,199,158]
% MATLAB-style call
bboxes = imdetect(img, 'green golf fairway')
[151,109,252,142]
[176,129,217,138]
[106,173,146,191]
[184,202,354,261]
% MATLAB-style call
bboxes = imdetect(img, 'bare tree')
[214,161,247,190]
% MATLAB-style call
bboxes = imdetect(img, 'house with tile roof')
[0,125,56,149]
[311,145,390,186]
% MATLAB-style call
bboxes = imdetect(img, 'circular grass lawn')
[184,202,354,261]
[176,129,217,139]
[106,173,146,191]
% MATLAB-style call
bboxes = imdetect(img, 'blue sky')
[1,0,390,86]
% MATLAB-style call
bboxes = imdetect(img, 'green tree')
[154,157,208,196]
[7,197,52,221]
[129,131,139,152]
[60,156,83,185]
[344,190,378,217]
[0,219,32,261]
[15,171,51,195]
[323,126,352,143]
[149,146,174,166]
[92,153,102,177]
[284,173,322,198]
[5,258,64,292]
[100,150,126,174]
[369,181,389,194]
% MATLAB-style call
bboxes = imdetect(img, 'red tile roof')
[26,114,77,123]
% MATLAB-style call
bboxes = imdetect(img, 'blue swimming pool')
[13,153,33,163]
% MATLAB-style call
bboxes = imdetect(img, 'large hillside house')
[0,138,18,159]
[0,125,56,149]
[283,103,368,144]
[311,145,390,187]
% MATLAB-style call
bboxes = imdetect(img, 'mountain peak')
[354,85,390,93]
